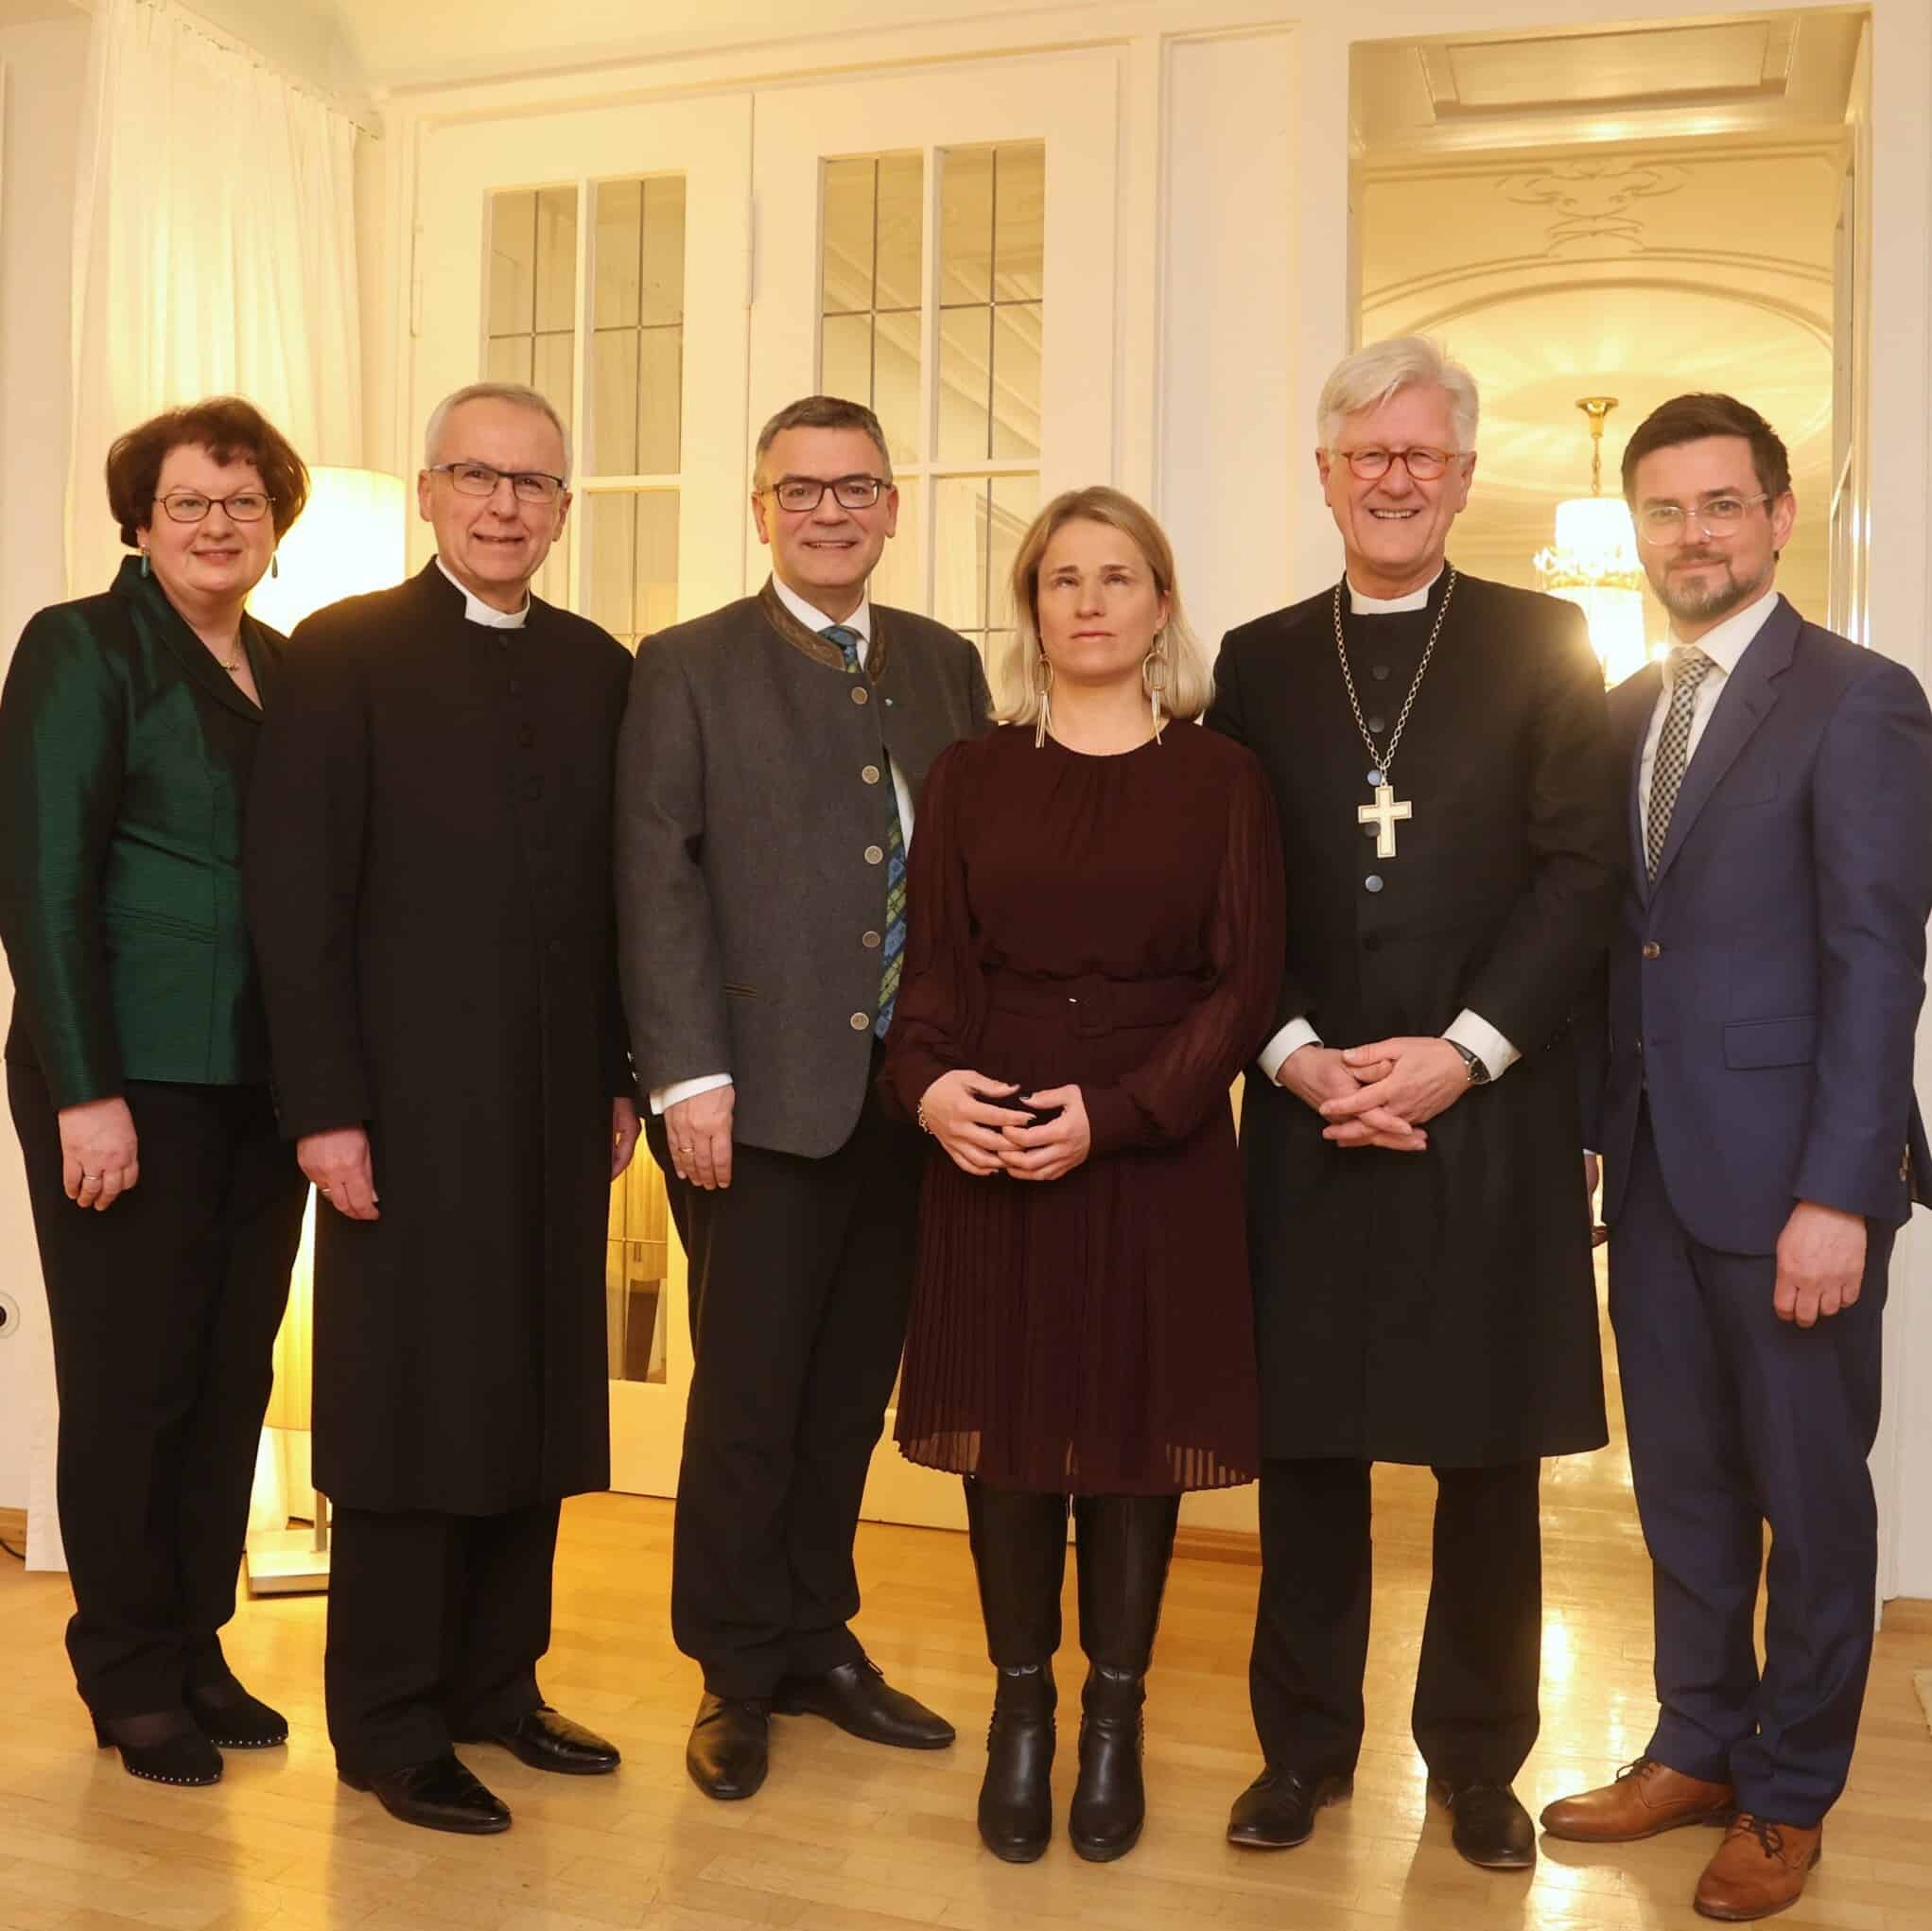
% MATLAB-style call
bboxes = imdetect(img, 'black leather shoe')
[687,1693,770,1800]
[1227,1767,1353,1849]
[978,1664,1055,1862]
[465,1706,619,1776]
[339,1753,511,1835]
[773,1657,954,1749]
[94,1714,222,1787]
[185,1682,288,1749]
[1432,1779,1536,1870]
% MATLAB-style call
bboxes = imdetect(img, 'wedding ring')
[677,1143,694,1155]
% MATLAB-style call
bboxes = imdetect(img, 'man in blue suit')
[1542,392,1932,1922]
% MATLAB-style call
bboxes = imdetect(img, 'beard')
[1653,553,1770,627]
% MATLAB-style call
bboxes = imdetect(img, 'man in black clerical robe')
[246,384,637,1836]
[1209,337,1619,1871]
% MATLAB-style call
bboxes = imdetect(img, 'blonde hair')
[994,486,1213,727]
[1317,335,1479,452]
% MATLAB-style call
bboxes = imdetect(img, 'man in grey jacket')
[617,395,990,1801]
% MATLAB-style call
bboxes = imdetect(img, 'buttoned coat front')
[244,564,634,1515]
[617,581,991,1159]
[1210,570,1622,1466]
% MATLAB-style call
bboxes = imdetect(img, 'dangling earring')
[138,548,149,579]
[270,550,280,579]
[1032,652,1055,750]
[1142,632,1170,745]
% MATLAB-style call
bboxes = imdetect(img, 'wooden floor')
[6,1277,1932,1931]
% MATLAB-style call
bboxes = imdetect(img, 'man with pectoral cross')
[1208,337,1621,1870]
[1543,394,1932,1922]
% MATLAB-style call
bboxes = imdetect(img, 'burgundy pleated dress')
[882,720,1286,1496]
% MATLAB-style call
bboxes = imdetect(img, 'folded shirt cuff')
[650,1071,732,1116]
[1443,1009,1520,1081]
[1257,1018,1322,1085]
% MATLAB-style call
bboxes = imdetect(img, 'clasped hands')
[1281,1035,1475,1153]
[919,1070,1091,1182]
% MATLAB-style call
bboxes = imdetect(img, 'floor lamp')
[243,465,408,1596]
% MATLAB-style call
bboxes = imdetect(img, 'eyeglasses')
[1331,446,1461,482]
[428,461,566,505]
[1636,495,1771,545]
[763,475,891,513]
[154,489,273,524]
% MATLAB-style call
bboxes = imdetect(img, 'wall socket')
[0,1291,20,1340]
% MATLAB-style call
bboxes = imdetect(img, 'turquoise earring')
[270,551,280,579]
[138,549,148,578]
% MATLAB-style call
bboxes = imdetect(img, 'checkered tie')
[825,624,906,1036]
[1646,644,1715,877]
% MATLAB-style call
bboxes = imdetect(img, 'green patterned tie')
[825,624,905,1036]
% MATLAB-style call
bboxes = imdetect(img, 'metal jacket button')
[862,764,881,784]
[1642,942,1662,960]
[862,930,881,948]
[851,686,870,705]
[865,844,883,864]
[849,1012,870,1031]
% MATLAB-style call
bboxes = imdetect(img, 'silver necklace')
[1332,567,1456,859]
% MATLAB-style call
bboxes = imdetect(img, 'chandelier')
[1534,396,1650,687]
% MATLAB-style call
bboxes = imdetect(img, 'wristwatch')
[1448,1040,1491,1086]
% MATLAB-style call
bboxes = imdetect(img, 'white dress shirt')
[652,575,913,1118]
[436,553,530,628]
[1256,566,1519,1087]
[1637,584,1780,852]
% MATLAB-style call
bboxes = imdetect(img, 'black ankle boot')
[1068,1494,1180,1863]
[964,1480,1070,1862]
[93,1712,222,1787]
[979,1663,1055,1861]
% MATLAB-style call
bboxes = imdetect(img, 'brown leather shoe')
[1694,1814,1821,1922]
[1540,1757,1734,1841]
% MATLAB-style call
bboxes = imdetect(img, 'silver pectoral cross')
[1359,781,1412,859]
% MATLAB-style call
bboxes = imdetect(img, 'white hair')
[1317,336,1479,452]
[424,382,573,480]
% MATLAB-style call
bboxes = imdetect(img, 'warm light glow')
[1537,494,1651,686]
[249,466,407,634]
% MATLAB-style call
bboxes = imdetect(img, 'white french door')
[409,53,1123,1524]
[750,56,1122,1530]
[414,96,752,1497]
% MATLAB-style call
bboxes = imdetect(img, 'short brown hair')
[1620,392,1790,505]
[753,395,892,486]
[997,486,1214,726]
[105,396,310,548]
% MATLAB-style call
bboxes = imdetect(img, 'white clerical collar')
[436,554,530,629]
[772,572,871,642]
[1667,583,1780,680]
[1346,565,1445,616]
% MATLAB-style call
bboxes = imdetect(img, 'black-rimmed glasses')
[154,489,273,523]
[428,461,567,505]
[764,475,891,513]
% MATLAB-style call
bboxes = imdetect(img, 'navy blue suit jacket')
[1587,596,1932,1255]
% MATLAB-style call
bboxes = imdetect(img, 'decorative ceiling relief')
[1497,160,1690,258]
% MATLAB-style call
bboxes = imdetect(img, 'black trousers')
[7,1059,306,1719]
[1251,1455,1543,1787]
[647,1073,923,1697]
[325,1500,560,1777]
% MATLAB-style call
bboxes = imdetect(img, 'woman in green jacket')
[0,398,312,1788]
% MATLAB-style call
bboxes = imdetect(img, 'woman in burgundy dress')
[883,487,1284,1864]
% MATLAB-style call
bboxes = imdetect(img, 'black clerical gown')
[1210,568,1619,1467]
[245,564,634,1514]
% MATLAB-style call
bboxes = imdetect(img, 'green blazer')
[0,555,286,1108]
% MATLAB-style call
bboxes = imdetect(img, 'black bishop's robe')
[245,563,635,1514]
[1209,566,1620,1467]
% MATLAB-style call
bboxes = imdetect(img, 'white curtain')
[30,0,362,1567]
[64,0,363,597]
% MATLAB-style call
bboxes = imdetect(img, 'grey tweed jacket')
[616,578,991,1158]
